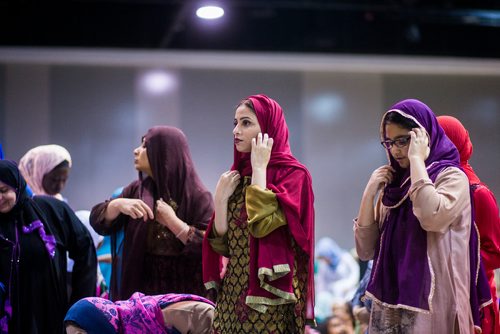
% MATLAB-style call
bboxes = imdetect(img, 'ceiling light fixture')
[140,70,177,95]
[196,5,224,20]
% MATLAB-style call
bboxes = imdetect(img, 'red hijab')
[437,115,481,185]
[203,94,315,321]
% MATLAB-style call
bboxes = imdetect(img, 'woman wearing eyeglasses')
[354,99,490,333]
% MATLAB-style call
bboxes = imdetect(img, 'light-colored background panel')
[384,74,500,191]
[50,66,138,210]
[0,50,499,250]
[303,72,386,247]
[135,68,181,140]
[179,69,302,196]
[4,64,50,157]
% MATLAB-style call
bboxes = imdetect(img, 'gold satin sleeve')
[246,185,287,238]
[208,224,229,257]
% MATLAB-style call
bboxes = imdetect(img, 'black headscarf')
[0,160,97,334]
[0,160,57,257]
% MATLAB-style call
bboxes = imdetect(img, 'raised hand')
[155,198,177,226]
[408,127,430,162]
[251,133,274,171]
[365,165,395,196]
[214,170,240,235]
[155,198,189,237]
[214,170,241,203]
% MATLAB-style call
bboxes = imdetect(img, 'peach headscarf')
[19,144,72,200]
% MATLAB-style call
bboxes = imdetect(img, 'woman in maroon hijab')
[91,126,213,301]
[203,94,315,333]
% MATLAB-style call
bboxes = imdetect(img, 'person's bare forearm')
[409,156,428,183]
[214,199,228,235]
[251,167,266,189]
[357,188,377,227]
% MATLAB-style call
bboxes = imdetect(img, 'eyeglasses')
[380,135,411,149]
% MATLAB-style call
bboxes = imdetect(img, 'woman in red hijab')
[438,115,500,334]
[203,94,315,333]
[91,126,214,301]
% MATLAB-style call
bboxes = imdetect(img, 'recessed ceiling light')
[196,5,224,20]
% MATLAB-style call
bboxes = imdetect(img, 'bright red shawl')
[202,94,315,321]
[438,115,500,334]
[437,115,480,184]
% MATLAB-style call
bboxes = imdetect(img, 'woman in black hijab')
[0,160,96,333]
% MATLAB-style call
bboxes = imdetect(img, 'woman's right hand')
[365,165,395,196]
[214,170,240,203]
[357,165,394,229]
[109,198,154,221]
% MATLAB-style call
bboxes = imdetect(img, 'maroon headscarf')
[202,94,315,321]
[141,126,213,220]
[437,116,481,185]
[116,126,213,299]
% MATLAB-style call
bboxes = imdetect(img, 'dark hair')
[383,111,419,131]
[236,99,255,113]
[52,160,70,171]
[64,320,82,328]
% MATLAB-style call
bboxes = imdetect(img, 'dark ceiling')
[1,0,500,58]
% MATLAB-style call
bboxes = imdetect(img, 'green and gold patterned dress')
[209,177,309,334]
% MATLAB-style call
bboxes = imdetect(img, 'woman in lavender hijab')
[0,160,96,334]
[19,144,72,201]
[354,99,490,333]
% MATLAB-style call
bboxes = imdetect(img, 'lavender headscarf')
[366,99,461,312]
[18,144,72,200]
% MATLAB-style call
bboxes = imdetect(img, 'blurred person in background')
[74,210,108,298]
[315,237,359,323]
[96,186,124,292]
[350,261,372,334]
[19,144,72,202]
[438,115,500,334]
[317,303,355,334]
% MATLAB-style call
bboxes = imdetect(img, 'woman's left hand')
[251,132,274,170]
[408,127,430,162]
[155,198,177,227]
[156,198,190,239]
